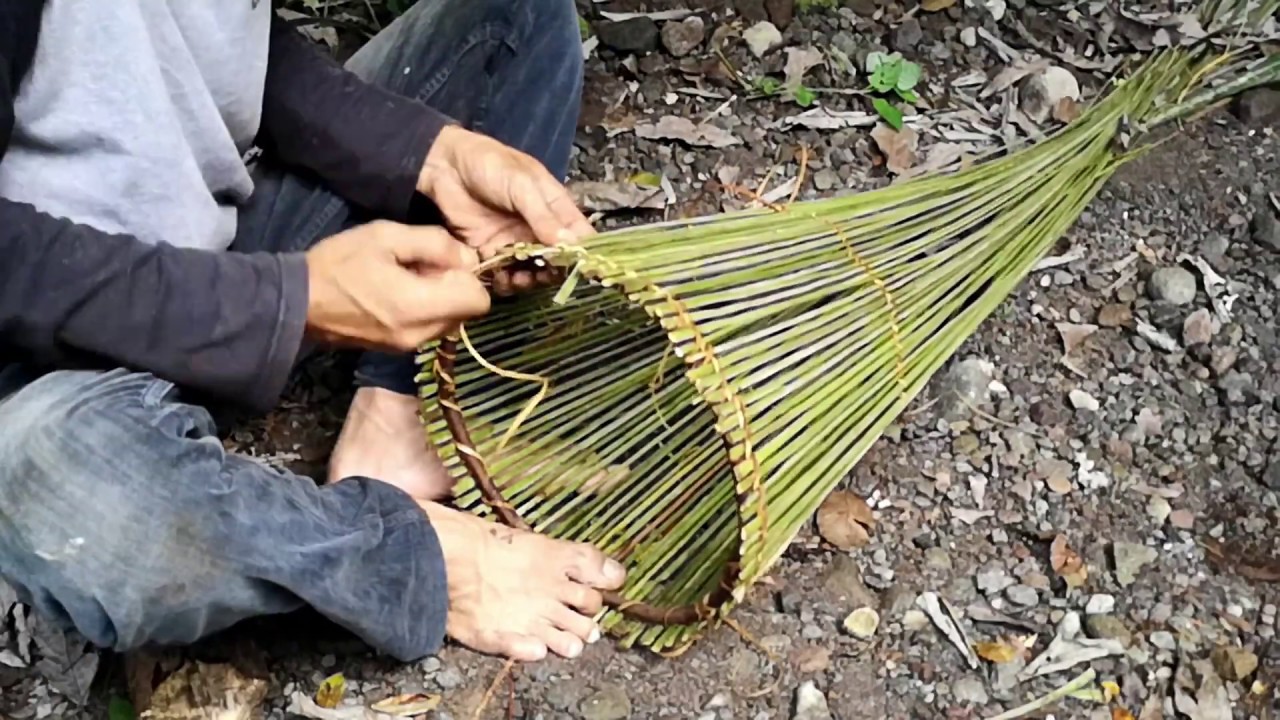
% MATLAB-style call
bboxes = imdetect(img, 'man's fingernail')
[604,558,626,582]
[556,227,576,244]
[588,627,601,644]
[566,640,583,658]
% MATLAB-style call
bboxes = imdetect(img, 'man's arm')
[0,0,308,412]
[257,15,454,221]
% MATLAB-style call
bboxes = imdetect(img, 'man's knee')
[0,370,230,650]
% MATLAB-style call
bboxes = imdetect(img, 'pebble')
[1006,585,1039,607]
[734,0,769,23]
[902,609,930,632]
[1069,389,1100,412]
[580,685,632,720]
[1168,509,1194,529]
[976,564,1015,594]
[1218,370,1255,405]
[1086,614,1133,646]
[1237,88,1280,127]
[436,666,464,690]
[1147,496,1172,524]
[940,357,993,421]
[1183,308,1215,346]
[661,16,705,57]
[952,676,990,705]
[893,17,923,50]
[1097,303,1133,328]
[793,681,833,720]
[596,18,660,54]
[1112,542,1158,586]
[1253,207,1280,253]
[1149,631,1177,651]
[813,169,839,192]
[744,21,783,59]
[925,547,953,571]
[1085,594,1116,615]
[960,27,977,47]
[1148,267,1198,305]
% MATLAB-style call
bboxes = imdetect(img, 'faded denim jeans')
[0,0,582,662]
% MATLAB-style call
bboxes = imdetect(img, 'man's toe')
[561,544,627,590]
[549,602,598,643]
[536,624,585,659]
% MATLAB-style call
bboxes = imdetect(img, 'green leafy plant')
[753,76,817,107]
[108,696,136,720]
[579,14,592,40]
[865,52,922,130]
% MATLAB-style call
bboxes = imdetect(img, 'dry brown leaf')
[370,693,442,716]
[1050,534,1088,588]
[141,662,268,720]
[1112,708,1136,720]
[1054,97,1081,123]
[870,124,919,176]
[816,491,875,550]
[922,0,958,10]
[974,640,1020,664]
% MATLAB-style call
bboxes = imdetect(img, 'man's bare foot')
[329,387,455,501]
[420,501,627,662]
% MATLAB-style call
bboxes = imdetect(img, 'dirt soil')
[2,1,1278,719]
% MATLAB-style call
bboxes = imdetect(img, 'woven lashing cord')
[429,245,762,627]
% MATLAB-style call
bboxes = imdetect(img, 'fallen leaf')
[1021,636,1125,679]
[370,693,442,717]
[951,508,994,525]
[634,116,741,148]
[1053,97,1081,123]
[141,662,268,720]
[783,47,824,91]
[568,180,666,213]
[916,592,980,669]
[315,673,346,710]
[816,491,875,550]
[1112,709,1136,720]
[1056,322,1098,356]
[922,0,958,10]
[1101,681,1121,702]
[975,640,1020,664]
[1051,534,1088,588]
[779,108,879,130]
[870,124,918,175]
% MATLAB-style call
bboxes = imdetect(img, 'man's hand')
[304,221,489,350]
[418,125,595,295]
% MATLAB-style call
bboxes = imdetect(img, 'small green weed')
[864,52,922,130]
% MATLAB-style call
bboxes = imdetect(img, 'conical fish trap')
[417,38,1278,650]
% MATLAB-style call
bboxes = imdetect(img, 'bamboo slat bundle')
[416,3,1278,652]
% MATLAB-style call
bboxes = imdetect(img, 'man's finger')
[383,224,479,270]
[541,183,596,243]
[510,172,573,248]
[399,268,491,321]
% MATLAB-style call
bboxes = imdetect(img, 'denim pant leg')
[234,0,585,396]
[0,369,447,660]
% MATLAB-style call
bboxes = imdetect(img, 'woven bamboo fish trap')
[417,7,1278,652]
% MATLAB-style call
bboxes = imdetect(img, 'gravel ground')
[2,1,1279,719]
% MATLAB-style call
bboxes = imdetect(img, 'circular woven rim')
[429,245,761,627]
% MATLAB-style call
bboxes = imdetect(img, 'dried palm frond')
[416,6,1278,651]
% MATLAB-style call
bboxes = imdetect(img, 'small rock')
[1253,208,1280,253]
[1264,455,1280,491]
[1149,630,1177,651]
[1068,389,1099,412]
[1218,370,1255,406]
[1147,496,1172,525]
[813,168,839,192]
[821,555,880,608]
[1148,267,1197,305]
[596,18,660,54]
[940,357,993,421]
[1085,615,1133,647]
[661,16,706,58]
[1019,66,1081,124]
[925,547,953,571]
[1183,308,1215,346]
[743,21,783,59]
[902,609,930,632]
[846,0,878,17]
[1211,646,1258,681]
[1211,347,1239,376]
[793,681,832,720]
[1006,585,1039,607]
[976,564,1015,595]
[893,17,923,49]
[842,607,880,639]
[1169,509,1194,529]
[580,685,631,720]
[960,27,977,47]
[952,676,990,705]
[793,646,831,673]
[436,666,464,690]
[1085,594,1116,615]
[1236,88,1280,127]
[1112,542,1158,586]
[1096,303,1133,328]
[1029,398,1066,426]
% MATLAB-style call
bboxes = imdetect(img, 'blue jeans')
[0,0,582,662]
